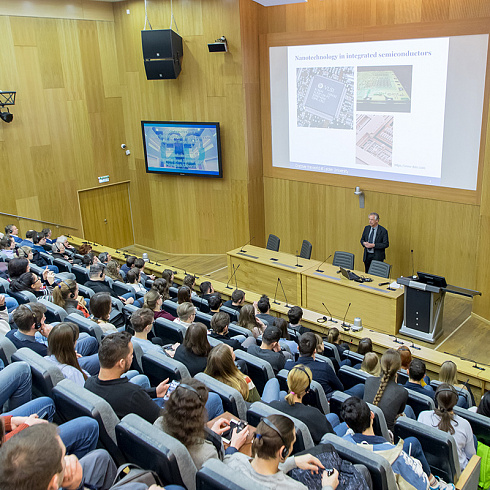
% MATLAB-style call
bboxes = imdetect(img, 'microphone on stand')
[295,251,302,268]
[322,302,338,323]
[411,249,415,278]
[278,278,290,307]
[240,236,255,253]
[225,264,239,290]
[387,267,395,291]
[272,278,280,305]
[341,302,351,330]
[316,255,332,273]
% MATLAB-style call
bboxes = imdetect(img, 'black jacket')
[360,224,389,262]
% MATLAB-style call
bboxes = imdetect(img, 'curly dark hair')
[159,378,209,447]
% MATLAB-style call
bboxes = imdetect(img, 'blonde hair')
[361,352,381,376]
[314,334,324,354]
[17,246,32,258]
[439,360,459,386]
[373,349,401,406]
[285,364,312,406]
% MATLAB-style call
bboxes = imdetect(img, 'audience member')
[0,295,9,335]
[326,327,349,357]
[126,268,147,294]
[84,263,134,305]
[287,306,310,336]
[105,259,124,282]
[5,224,21,243]
[98,251,111,264]
[199,280,215,301]
[360,352,381,376]
[177,285,192,304]
[152,277,170,301]
[404,359,435,400]
[174,323,212,376]
[363,348,409,431]
[82,253,97,270]
[247,325,288,374]
[0,235,15,259]
[41,227,54,244]
[52,278,89,317]
[398,345,412,374]
[223,289,245,311]
[285,332,344,400]
[77,242,93,255]
[439,360,473,409]
[274,317,299,356]
[183,274,197,296]
[340,397,452,490]
[357,337,374,355]
[143,288,175,321]
[256,295,277,326]
[238,304,266,343]
[10,271,55,298]
[134,257,155,285]
[130,307,162,354]
[56,235,77,256]
[210,311,244,350]
[475,391,490,416]
[224,414,339,489]
[158,379,249,470]
[52,241,75,263]
[268,365,337,444]
[89,292,118,334]
[208,293,223,315]
[120,255,136,275]
[173,302,196,329]
[19,229,36,248]
[162,268,177,288]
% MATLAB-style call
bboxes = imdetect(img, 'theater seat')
[393,416,460,483]
[266,234,280,252]
[163,300,178,318]
[332,251,355,270]
[454,406,490,447]
[247,401,314,453]
[122,304,139,330]
[65,314,104,344]
[53,258,72,273]
[153,317,186,345]
[405,388,435,418]
[112,280,133,297]
[12,348,64,398]
[38,298,67,323]
[314,353,336,372]
[195,372,247,420]
[116,413,197,490]
[8,290,37,305]
[320,433,396,490]
[226,321,248,337]
[197,459,268,490]
[77,284,95,300]
[0,277,10,294]
[342,350,364,364]
[0,336,17,365]
[192,296,210,314]
[141,351,190,386]
[72,265,90,285]
[52,379,124,465]
[234,350,274,395]
[195,310,213,328]
[322,341,341,365]
[338,365,372,390]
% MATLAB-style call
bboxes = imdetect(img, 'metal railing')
[0,212,78,230]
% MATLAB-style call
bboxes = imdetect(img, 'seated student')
[285,332,345,400]
[340,397,452,490]
[183,274,198,297]
[97,251,111,264]
[0,424,123,490]
[177,285,192,304]
[326,327,350,357]
[52,242,75,264]
[120,255,136,275]
[274,317,299,356]
[247,325,289,374]
[205,343,282,404]
[439,360,473,409]
[224,414,339,489]
[174,323,212,377]
[360,352,381,376]
[0,360,36,411]
[158,379,249,470]
[200,280,215,302]
[81,252,97,270]
[473,390,490,416]
[255,295,278,327]
[105,259,124,282]
[19,229,36,248]
[269,365,337,445]
[173,302,196,329]
[130,307,163,354]
[77,242,93,256]
[208,293,223,316]
[10,270,56,299]
[163,268,178,288]
[152,277,171,301]
[134,257,155,286]
[223,289,245,312]
[5,224,21,243]
[84,263,134,305]
[41,227,54,245]
[238,304,267,345]
[404,359,435,400]
[85,331,223,423]
[143,288,175,321]
[89,292,118,334]
[0,295,9,336]
[287,306,310,336]
[210,311,244,350]
[363,349,410,431]
[418,384,476,472]
[0,234,16,259]
[52,278,89,318]
[357,337,374,355]
[126,268,147,294]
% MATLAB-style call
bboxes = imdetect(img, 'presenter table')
[227,246,322,306]
[301,264,404,335]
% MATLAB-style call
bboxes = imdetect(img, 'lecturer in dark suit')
[360,212,389,273]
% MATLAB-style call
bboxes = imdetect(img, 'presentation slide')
[269,35,488,190]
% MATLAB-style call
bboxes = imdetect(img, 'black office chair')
[299,240,312,259]
[368,260,391,278]
[266,234,280,252]
[332,251,355,270]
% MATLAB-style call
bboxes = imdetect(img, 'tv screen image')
[141,121,222,177]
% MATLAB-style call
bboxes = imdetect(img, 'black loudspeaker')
[141,29,183,80]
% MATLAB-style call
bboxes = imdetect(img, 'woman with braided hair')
[363,348,408,431]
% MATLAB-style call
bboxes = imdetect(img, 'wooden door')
[78,182,134,249]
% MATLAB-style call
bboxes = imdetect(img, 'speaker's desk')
[226,246,322,306]
[301,265,404,335]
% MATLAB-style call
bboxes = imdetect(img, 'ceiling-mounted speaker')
[141,29,183,80]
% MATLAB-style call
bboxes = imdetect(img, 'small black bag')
[111,463,162,488]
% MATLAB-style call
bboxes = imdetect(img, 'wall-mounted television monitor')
[141,121,223,178]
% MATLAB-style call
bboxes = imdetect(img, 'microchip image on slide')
[297,67,354,129]
[357,65,412,113]
[356,114,394,167]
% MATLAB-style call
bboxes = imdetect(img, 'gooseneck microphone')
[411,249,415,278]
[278,278,290,307]
[225,264,240,290]
[316,255,332,273]
[341,302,351,330]
[273,278,280,305]
[322,302,338,323]
[295,251,302,268]
[240,236,255,253]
